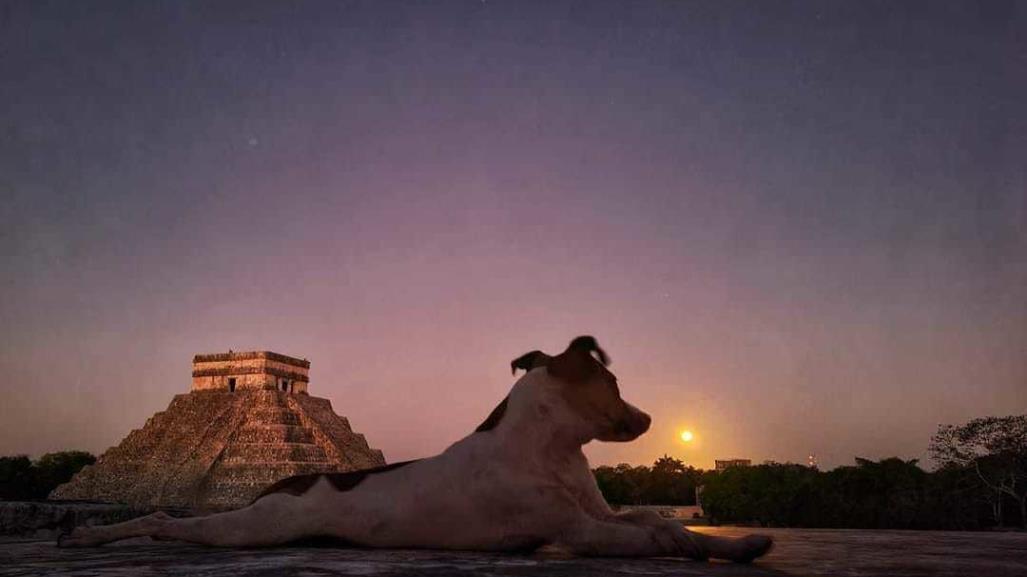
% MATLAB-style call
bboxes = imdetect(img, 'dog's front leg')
[554,511,707,559]
[613,509,773,563]
[612,509,706,556]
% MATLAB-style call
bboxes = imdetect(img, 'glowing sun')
[680,430,694,442]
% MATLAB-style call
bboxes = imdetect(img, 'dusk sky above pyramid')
[1,1,1024,470]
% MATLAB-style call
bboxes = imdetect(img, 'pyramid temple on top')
[51,351,386,510]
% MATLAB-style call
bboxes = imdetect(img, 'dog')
[59,336,773,563]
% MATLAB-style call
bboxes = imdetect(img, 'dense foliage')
[697,458,1008,530]
[0,451,96,500]
[594,456,701,505]
[593,415,1027,531]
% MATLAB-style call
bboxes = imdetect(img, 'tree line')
[697,457,1003,530]
[0,451,95,500]
[594,415,1026,530]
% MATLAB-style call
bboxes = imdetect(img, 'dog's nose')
[635,411,652,435]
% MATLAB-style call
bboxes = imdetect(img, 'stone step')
[247,409,301,426]
[233,424,314,444]
[220,442,329,464]
[216,461,347,469]
[207,462,340,486]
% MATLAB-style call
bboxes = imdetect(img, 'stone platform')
[0,501,186,540]
[2,527,1025,576]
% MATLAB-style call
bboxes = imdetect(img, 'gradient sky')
[1,1,1024,470]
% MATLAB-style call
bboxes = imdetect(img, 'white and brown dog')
[60,336,773,563]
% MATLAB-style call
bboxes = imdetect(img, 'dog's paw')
[57,526,104,548]
[731,534,773,563]
[673,527,709,561]
[650,524,708,561]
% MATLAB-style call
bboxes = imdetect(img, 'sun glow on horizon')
[680,430,694,443]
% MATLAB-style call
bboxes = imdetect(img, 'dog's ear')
[547,336,610,383]
[511,350,552,374]
[567,335,610,366]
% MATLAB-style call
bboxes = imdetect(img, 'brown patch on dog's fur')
[258,474,322,498]
[475,397,509,432]
[566,336,610,366]
[552,351,622,423]
[485,336,626,437]
[548,337,636,439]
[254,460,419,501]
[547,345,605,384]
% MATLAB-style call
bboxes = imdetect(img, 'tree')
[0,456,35,500]
[648,456,700,505]
[593,458,701,506]
[930,415,1027,528]
[594,463,652,505]
[0,451,95,500]
[700,462,817,527]
[34,451,96,498]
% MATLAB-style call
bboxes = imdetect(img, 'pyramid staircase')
[203,393,339,508]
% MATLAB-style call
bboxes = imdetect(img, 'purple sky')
[1,1,1024,470]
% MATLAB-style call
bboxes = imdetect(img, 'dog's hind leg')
[58,511,177,547]
[59,493,324,548]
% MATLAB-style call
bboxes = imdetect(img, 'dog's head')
[511,336,651,443]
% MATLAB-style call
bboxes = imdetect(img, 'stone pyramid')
[51,351,385,510]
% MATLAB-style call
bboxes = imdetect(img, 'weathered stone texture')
[191,351,310,393]
[50,390,385,510]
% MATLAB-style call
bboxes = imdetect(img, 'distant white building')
[714,458,751,471]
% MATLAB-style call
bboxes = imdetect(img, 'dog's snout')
[635,411,652,435]
[610,404,651,441]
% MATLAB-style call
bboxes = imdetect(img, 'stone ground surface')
[2,527,1025,577]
